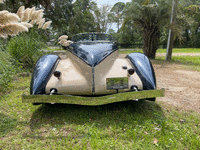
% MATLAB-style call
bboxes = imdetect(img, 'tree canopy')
[2,0,200,58]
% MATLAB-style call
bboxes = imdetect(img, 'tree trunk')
[142,26,160,59]
[165,0,178,61]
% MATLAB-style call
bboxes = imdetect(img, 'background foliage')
[7,27,47,68]
[0,46,18,91]
[1,0,200,49]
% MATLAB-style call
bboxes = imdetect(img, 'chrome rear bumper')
[22,89,165,106]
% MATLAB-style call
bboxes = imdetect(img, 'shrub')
[0,6,52,91]
[0,48,18,91]
[7,27,47,68]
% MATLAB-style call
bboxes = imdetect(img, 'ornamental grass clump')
[0,49,19,91]
[0,4,52,90]
[0,10,29,38]
[58,35,73,47]
[8,31,46,68]
[0,6,52,39]
[1,5,52,67]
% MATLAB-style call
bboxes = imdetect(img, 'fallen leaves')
[153,138,158,145]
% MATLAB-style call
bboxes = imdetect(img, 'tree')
[117,2,142,47]
[126,0,170,59]
[93,4,112,32]
[0,0,52,12]
[110,2,125,33]
[20,0,52,9]
[44,0,74,34]
[119,18,142,47]
[68,8,96,36]
[67,0,96,36]
[182,4,200,47]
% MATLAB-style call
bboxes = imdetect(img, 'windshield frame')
[72,33,115,42]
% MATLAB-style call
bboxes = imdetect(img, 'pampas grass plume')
[62,41,73,46]
[58,35,73,46]
[31,10,43,22]
[0,11,9,24]
[30,20,36,25]
[29,7,35,18]
[16,6,25,19]
[8,23,28,33]
[38,18,45,29]
[58,39,67,45]
[30,10,36,21]
[0,7,52,38]
[0,11,20,24]
[35,10,43,20]
[0,34,8,38]
[59,35,68,40]
[0,23,28,37]
[21,8,31,22]
[42,21,52,29]
[0,10,9,15]
[62,41,70,47]
[7,13,20,23]
[21,22,33,28]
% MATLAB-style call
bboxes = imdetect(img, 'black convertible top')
[66,33,118,66]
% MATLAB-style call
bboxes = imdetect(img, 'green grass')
[157,48,200,53]
[0,50,20,91]
[47,46,65,51]
[119,48,200,54]
[119,49,143,53]
[0,76,200,149]
[156,56,200,71]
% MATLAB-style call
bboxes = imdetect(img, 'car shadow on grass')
[24,100,165,140]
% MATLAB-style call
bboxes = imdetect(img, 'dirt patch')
[153,62,200,113]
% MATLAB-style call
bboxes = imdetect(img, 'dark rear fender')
[126,53,156,90]
[30,54,61,95]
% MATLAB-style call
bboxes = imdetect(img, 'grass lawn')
[119,48,200,54]
[155,56,200,71]
[0,74,200,149]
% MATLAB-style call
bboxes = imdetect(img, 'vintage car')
[22,32,164,105]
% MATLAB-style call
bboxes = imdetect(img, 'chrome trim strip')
[92,64,95,95]
[22,89,165,106]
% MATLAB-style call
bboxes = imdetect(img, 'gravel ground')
[153,62,200,113]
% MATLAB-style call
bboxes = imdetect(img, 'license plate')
[106,77,128,90]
